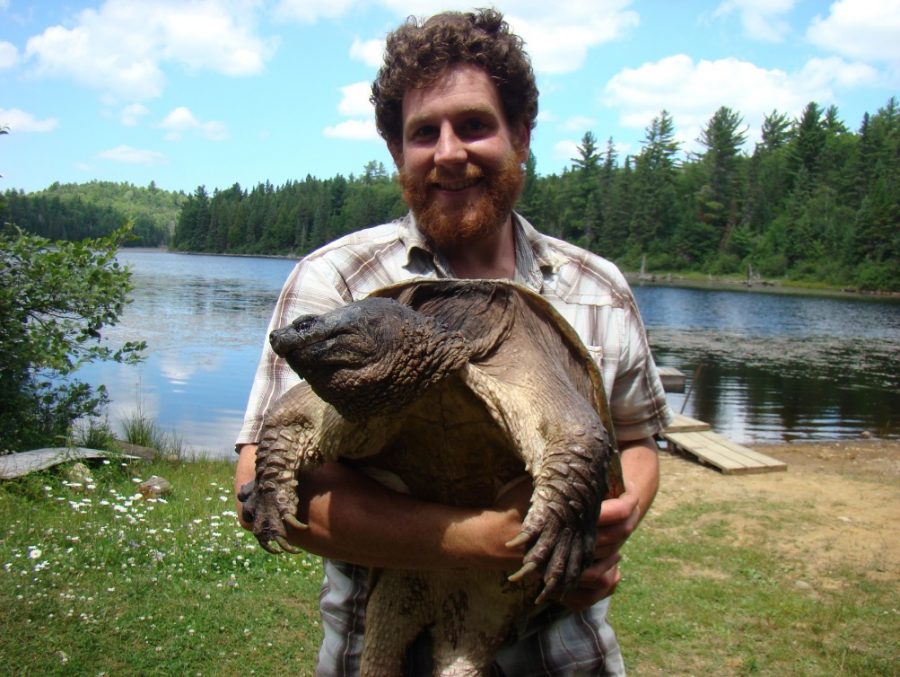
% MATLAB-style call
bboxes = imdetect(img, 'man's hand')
[562,437,660,610]
[234,443,258,530]
[561,488,641,610]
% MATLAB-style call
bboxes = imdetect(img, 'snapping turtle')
[240,279,622,676]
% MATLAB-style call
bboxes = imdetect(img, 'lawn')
[1,451,896,675]
[0,456,323,676]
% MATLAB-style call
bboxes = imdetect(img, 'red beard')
[399,155,524,252]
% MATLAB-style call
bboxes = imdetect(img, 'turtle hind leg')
[431,571,531,677]
[360,572,436,677]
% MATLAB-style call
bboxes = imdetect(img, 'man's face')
[393,64,529,252]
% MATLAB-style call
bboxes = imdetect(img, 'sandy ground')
[653,438,899,588]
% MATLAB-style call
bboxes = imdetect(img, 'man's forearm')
[618,436,660,523]
[234,437,659,572]
[235,444,525,570]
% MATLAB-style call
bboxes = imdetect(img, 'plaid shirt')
[238,213,671,676]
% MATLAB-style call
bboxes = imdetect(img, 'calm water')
[77,251,899,458]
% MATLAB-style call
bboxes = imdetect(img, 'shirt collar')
[398,211,562,292]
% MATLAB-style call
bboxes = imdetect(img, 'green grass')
[0,459,323,676]
[1,459,897,676]
[613,500,899,676]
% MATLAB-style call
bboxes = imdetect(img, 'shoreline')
[122,247,897,300]
[623,271,900,300]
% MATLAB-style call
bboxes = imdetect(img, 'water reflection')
[77,253,899,458]
[637,284,899,442]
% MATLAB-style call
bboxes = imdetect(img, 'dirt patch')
[653,438,900,586]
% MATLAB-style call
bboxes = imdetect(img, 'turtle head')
[271,297,471,420]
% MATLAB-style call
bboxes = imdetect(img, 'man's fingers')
[596,491,639,526]
[561,554,622,611]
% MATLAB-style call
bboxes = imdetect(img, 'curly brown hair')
[371,8,539,150]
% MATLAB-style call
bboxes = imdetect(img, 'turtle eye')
[292,315,317,332]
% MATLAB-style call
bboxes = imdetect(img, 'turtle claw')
[275,535,300,553]
[505,531,531,549]
[259,538,282,555]
[284,514,308,530]
[507,560,538,583]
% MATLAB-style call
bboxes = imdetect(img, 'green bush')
[0,225,144,453]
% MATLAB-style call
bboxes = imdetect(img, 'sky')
[1,0,898,195]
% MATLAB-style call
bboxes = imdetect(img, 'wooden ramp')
[662,424,787,475]
[665,412,711,433]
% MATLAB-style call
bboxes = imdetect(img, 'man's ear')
[388,141,403,168]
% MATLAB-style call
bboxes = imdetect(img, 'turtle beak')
[269,310,347,356]
[270,305,378,368]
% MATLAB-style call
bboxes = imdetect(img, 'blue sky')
[1,0,898,194]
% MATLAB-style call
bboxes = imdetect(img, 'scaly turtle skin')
[239,279,623,676]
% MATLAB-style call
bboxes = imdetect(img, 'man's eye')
[412,126,438,140]
[462,119,488,134]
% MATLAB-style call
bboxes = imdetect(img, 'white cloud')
[323,119,378,140]
[337,81,374,117]
[713,0,796,42]
[562,116,597,132]
[120,103,149,127]
[807,0,900,66]
[276,1,638,75]
[536,110,559,124]
[797,57,879,91]
[0,41,18,69]
[0,108,58,132]
[326,80,378,141]
[350,37,384,68]
[98,145,166,165]
[505,3,640,74]
[602,54,878,152]
[273,0,358,22]
[160,106,229,141]
[553,139,580,163]
[24,0,274,102]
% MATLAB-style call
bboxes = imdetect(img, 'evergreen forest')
[2,180,185,247]
[3,99,898,291]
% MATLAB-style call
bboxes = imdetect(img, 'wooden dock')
[657,366,686,393]
[662,413,787,475]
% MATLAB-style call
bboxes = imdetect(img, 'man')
[235,9,671,675]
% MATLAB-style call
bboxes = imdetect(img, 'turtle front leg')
[508,414,612,603]
[238,384,329,554]
[240,421,324,554]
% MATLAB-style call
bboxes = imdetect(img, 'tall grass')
[120,413,187,459]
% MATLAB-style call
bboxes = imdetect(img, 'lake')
[77,251,899,459]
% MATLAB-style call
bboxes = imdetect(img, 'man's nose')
[434,122,466,165]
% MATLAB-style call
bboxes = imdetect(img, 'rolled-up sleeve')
[607,298,672,441]
[235,256,349,449]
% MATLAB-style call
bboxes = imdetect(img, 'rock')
[138,475,172,498]
[63,461,95,491]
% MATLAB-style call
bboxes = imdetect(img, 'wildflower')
[27,547,42,560]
